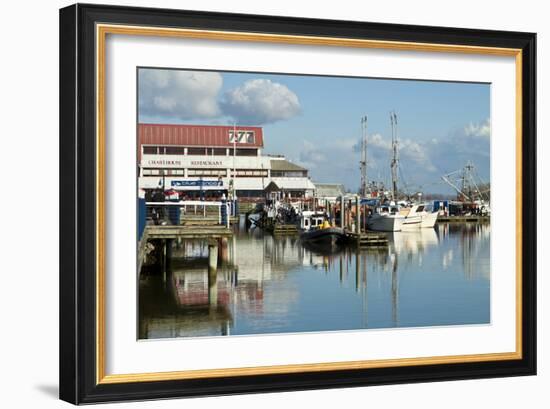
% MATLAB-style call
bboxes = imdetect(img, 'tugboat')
[299,211,346,247]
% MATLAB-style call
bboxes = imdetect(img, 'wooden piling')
[208,241,218,272]
[340,196,345,229]
[208,241,218,306]
[363,204,367,232]
[355,252,361,292]
[355,196,360,234]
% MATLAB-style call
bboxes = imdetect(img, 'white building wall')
[139,154,314,195]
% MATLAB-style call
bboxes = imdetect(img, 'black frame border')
[59,3,536,404]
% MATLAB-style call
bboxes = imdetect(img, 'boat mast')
[441,170,469,200]
[390,111,399,201]
[360,115,368,197]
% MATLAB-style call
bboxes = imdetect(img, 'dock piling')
[208,241,218,272]
[340,196,345,229]
[355,197,360,234]
[208,241,219,306]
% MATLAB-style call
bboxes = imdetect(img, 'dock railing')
[144,200,234,231]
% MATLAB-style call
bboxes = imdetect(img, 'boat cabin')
[377,205,401,215]
[300,211,327,231]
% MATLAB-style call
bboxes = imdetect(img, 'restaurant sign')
[144,158,229,168]
[171,180,224,187]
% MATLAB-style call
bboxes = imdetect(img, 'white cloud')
[367,133,391,150]
[464,118,491,139]
[400,139,436,172]
[289,118,489,193]
[139,70,222,120]
[298,140,326,169]
[221,79,300,125]
[354,133,436,172]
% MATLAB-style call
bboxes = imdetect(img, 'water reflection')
[139,222,490,339]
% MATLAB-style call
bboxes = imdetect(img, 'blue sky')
[139,68,490,194]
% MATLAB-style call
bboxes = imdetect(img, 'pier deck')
[437,215,490,223]
[345,231,389,247]
[270,223,299,235]
[145,225,234,239]
[138,225,234,276]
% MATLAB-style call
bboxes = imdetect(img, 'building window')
[230,169,268,177]
[188,168,227,177]
[167,169,184,175]
[142,168,165,176]
[143,146,157,154]
[235,190,264,198]
[271,170,307,177]
[187,147,207,155]
[234,148,258,156]
[204,148,227,156]
[165,146,185,155]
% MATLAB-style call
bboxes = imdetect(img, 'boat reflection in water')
[139,222,490,339]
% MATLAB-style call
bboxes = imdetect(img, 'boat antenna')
[360,115,369,197]
[390,111,399,201]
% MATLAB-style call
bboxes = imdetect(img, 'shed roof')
[269,159,307,172]
[265,179,316,192]
[314,183,346,197]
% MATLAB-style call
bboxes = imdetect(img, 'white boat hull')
[405,204,439,229]
[401,215,422,230]
[368,215,404,232]
[420,211,438,228]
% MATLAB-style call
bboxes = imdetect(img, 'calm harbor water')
[138,222,490,339]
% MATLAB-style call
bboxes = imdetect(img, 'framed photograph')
[59,3,536,404]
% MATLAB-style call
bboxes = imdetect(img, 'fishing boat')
[400,203,438,229]
[414,204,439,228]
[367,205,406,232]
[299,211,346,246]
[357,112,439,231]
[401,214,423,229]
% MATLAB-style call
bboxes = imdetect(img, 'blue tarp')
[360,198,380,206]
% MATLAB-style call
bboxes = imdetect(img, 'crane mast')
[441,161,489,203]
[390,111,399,200]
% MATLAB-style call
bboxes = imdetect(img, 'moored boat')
[300,227,346,246]
[299,211,346,246]
[420,210,438,228]
[367,205,406,232]
[401,214,423,230]
[397,203,437,229]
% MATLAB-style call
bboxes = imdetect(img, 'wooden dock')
[437,215,490,223]
[181,216,239,226]
[138,225,234,277]
[345,231,389,247]
[271,223,299,235]
[145,225,234,239]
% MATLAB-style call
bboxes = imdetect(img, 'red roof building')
[139,124,264,148]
